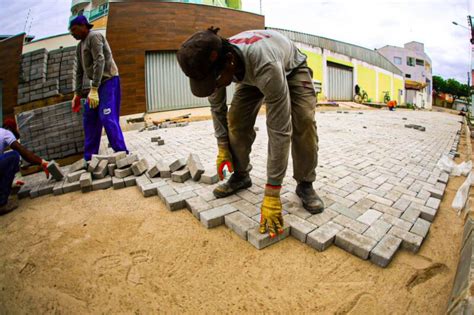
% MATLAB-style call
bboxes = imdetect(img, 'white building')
[377,42,433,109]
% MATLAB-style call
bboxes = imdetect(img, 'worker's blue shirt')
[0,128,16,154]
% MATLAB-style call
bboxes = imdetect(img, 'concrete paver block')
[67,169,86,183]
[131,158,149,176]
[410,217,431,238]
[92,159,109,179]
[426,197,441,210]
[186,196,212,219]
[62,180,81,193]
[225,211,259,240]
[52,180,64,195]
[200,169,219,184]
[124,176,137,187]
[147,164,160,178]
[115,167,133,179]
[172,168,191,183]
[164,191,197,211]
[332,214,369,234]
[116,154,138,169]
[285,203,312,219]
[169,158,186,172]
[157,185,177,201]
[79,172,92,193]
[87,157,100,172]
[108,164,116,177]
[306,209,338,227]
[112,176,125,190]
[157,160,171,178]
[388,226,423,253]
[200,204,238,228]
[247,223,290,249]
[284,214,317,242]
[356,209,383,226]
[335,228,378,260]
[306,221,344,251]
[187,154,205,181]
[47,160,65,181]
[69,158,87,173]
[363,219,392,241]
[18,184,32,199]
[370,234,402,267]
[230,199,260,217]
[92,176,112,191]
[151,136,161,142]
[400,206,421,223]
[381,213,412,231]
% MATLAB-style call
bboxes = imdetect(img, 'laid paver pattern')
[18,110,462,267]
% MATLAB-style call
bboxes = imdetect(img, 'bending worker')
[0,119,49,215]
[69,16,128,161]
[177,27,324,237]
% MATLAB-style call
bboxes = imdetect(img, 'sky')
[1,0,472,83]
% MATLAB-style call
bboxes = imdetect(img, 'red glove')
[72,94,82,113]
[41,160,50,179]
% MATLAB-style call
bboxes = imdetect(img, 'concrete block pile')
[46,47,76,95]
[18,49,57,104]
[16,100,84,160]
[17,46,86,105]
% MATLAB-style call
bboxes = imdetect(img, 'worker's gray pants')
[228,64,319,185]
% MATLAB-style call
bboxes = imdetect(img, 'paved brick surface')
[21,110,462,267]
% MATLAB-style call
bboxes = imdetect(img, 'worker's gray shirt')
[209,29,307,142]
[75,31,119,93]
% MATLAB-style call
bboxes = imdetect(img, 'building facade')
[377,42,433,109]
[270,28,405,105]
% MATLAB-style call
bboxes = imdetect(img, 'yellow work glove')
[216,143,234,180]
[259,185,284,238]
[87,87,99,109]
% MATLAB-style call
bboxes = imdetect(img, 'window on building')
[394,57,402,65]
[405,74,411,78]
[407,57,415,67]
[416,59,424,66]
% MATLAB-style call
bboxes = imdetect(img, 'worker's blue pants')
[83,76,128,161]
[0,151,20,206]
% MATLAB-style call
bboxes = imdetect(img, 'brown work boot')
[213,173,252,199]
[0,197,19,216]
[296,182,324,214]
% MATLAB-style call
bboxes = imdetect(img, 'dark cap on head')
[69,15,94,30]
[177,27,223,97]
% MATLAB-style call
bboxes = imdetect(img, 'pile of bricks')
[17,152,219,202]
[17,46,85,105]
[46,47,76,95]
[16,101,84,160]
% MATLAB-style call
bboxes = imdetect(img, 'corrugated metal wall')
[327,64,353,100]
[268,27,403,76]
[145,51,235,112]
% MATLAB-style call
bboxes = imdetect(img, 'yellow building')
[270,28,405,104]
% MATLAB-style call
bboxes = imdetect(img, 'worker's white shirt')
[0,128,16,154]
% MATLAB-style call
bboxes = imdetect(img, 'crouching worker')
[0,119,49,215]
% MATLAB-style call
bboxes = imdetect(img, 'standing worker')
[177,27,324,238]
[0,118,49,214]
[69,16,128,161]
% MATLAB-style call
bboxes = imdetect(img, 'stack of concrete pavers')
[17,46,81,105]
[46,47,76,95]
[16,100,84,160]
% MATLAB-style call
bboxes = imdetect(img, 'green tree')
[433,76,469,101]
[433,75,446,92]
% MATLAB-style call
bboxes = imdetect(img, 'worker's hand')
[216,142,233,180]
[259,185,284,238]
[87,87,100,109]
[72,93,82,113]
[41,160,50,179]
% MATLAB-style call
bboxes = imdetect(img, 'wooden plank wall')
[0,34,25,120]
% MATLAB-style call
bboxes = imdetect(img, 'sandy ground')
[0,118,468,314]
